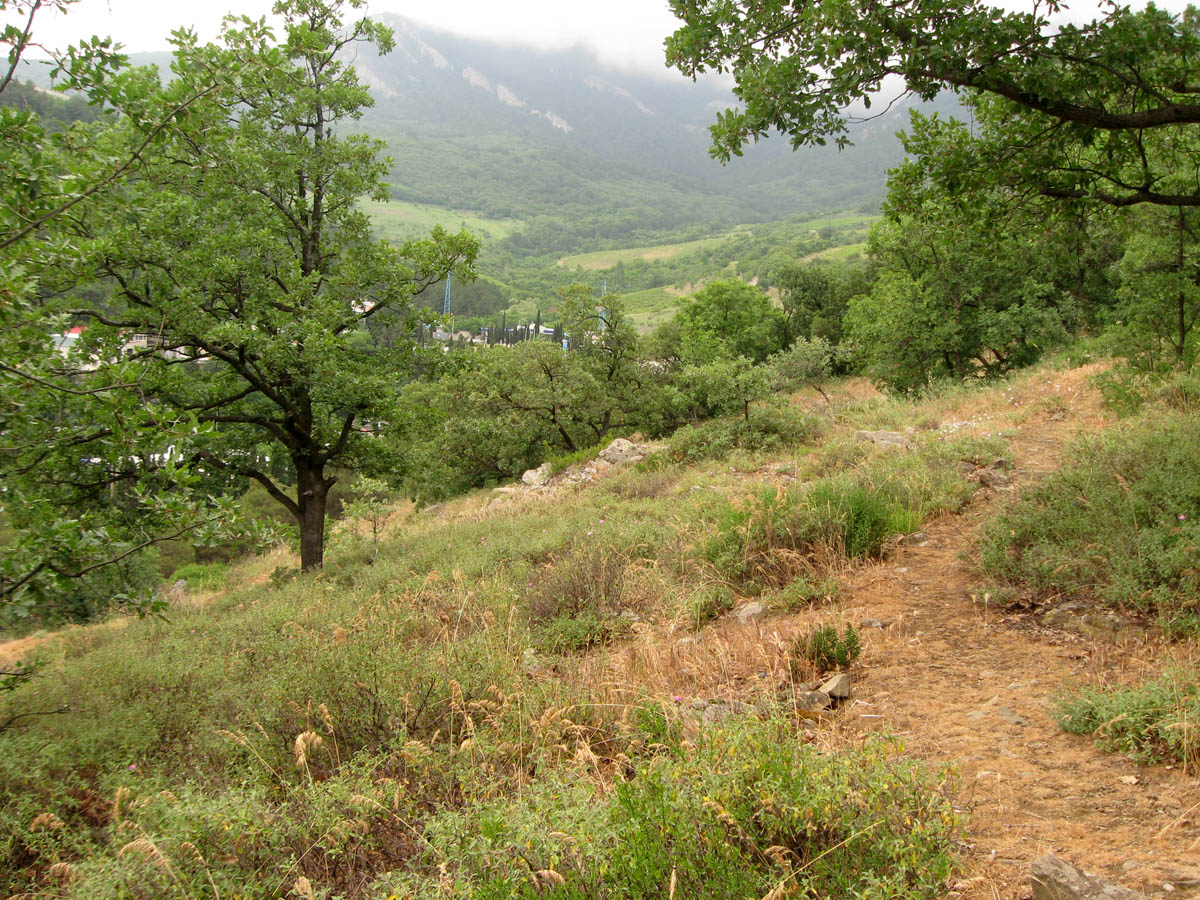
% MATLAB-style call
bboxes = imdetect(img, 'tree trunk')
[296,459,331,571]
[1178,206,1188,360]
[1179,287,1187,359]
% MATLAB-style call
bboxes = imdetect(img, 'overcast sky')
[19,0,686,77]
[17,0,1193,82]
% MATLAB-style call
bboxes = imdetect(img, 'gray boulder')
[819,672,853,700]
[793,691,833,712]
[1031,855,1148,900]
[701,700,753,724]
[598,438,645,466]
[521,462,553,486]
[733,601,767,624]
[975,460,1012,488]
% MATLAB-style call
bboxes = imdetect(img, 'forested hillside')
[358,14,937,250]
[3,0,1200,898]
[16,16,940,255]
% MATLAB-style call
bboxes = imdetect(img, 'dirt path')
[598,363,1199,900]
[838,366,1200,900]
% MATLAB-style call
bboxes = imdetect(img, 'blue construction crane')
[442,273,452,316]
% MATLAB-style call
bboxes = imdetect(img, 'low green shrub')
[1092,366,1152,416]
[980,414,1200,628]
[793,623,862,674]
[704,478,919,586]
[537,610,630,653]
[1056,670,1200,767]
[685,582,736,629]
[376,718,959,900]
[768,576,841,612]
[1092,365,1200,418]
[808,481,905,558]
[698,429,994,589]
[1157,371,1200,412]
[667,406,818,464]
[602,468,678,500]
[527,542,633,652]
[631,700,685,748]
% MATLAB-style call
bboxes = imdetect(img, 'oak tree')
[54,0,477,571]
[667,1,1200,207]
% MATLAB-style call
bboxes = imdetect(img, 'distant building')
[49,326,86,358]
[121,332,167,355]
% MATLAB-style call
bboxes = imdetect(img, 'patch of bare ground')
[0,632,51,670]
[593,362,1200,900]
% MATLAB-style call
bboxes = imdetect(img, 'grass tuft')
[1056,670,1200,768]
[793,623,862,675]
[980,413,1200,630]
[375,717,959,900]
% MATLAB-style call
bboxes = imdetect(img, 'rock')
[1041,601,1143,639]
[854,429,910,449]
[793,691,833,712]
[733,601,767,624]
[1031,855,1149,900]
[901,531,929,546]
[1041,600,1090,627]
[1161,869,1200,889]
[971,459,1012,488]
[819,672,853,700]
[995,705,1030,726]
[977,467,1011,488]
[598,438,645,466]
[701,700,753,724]
[521,462,554,486]
[968,695,999,720]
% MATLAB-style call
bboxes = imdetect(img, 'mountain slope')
[357,16,961,250]
[16,18,959,254]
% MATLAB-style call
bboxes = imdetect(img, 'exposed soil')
[803,366,1200,900]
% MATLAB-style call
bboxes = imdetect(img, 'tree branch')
[0,705,70,736]
[196,452,300,520]
[0,0,41,96]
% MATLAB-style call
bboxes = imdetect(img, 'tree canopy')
[0,0,228,622]
[666,1,1200,207]
[1,0,478,604]
[75,1,476,570]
